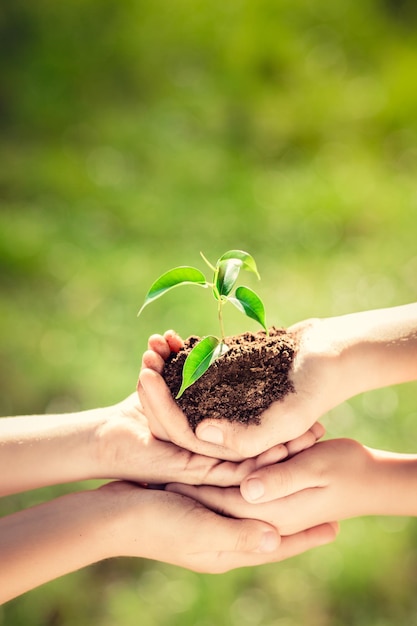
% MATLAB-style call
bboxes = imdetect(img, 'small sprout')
[138,250,268,397]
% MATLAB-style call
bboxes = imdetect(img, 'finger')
[141,349,166,374]
[198,514,280,557]
[168,483,278,527]
[285,429,317,457]
[255,444,289,469]
[179,487,338,569]
[271,521,338,558]
[284,422,325,458]
[139,368,243,460]
[241,452,320,503]
[137,377,170,441]
[206,521,338,572]
[195,395,306,459]
[163,329,184,353]
[311,421,325,440]
[147,334,171,360]
[195,417,278,460]
[162,490,280,558]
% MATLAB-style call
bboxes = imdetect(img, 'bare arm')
[0,409,107,496]
[168,439,417,535]
[0,481,337,603]
[0,393,279,497]
[139,304,417,458]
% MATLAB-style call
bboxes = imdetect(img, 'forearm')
[366,448,417,518]
[0,408,110,496]
[0,488,114,603]
[321,303,417,399]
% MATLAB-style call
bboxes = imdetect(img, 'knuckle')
[234,522,259,552]
[232,436,263,460]
[268,465,293,497]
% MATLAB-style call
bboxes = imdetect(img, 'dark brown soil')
[163,326,296,430]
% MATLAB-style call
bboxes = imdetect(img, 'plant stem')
[218,299,226,341]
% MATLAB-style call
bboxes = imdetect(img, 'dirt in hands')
[163,326,297,431]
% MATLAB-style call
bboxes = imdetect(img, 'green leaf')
[138,267,207,315]
[215,259,242,297]
[176,336,229,398]
[229,286,268,333]
[218,250,260,280]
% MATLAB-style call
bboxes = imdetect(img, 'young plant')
[138,250,268,397]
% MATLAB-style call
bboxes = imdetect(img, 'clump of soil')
[163,326,297,431]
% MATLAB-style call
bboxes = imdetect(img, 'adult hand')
[94,391,275,488]
[100,481,338,573]
[0,480,338,601]
[0,373,281,496]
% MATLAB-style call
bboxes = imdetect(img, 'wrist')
[366,448,417,517]
[89,397,147,481]
[318,304,417,398]
[95,482,152,559]
[0,487,122,602]
[293,317,359,409]
[313,315,368,402]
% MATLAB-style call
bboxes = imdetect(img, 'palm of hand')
[98,393,265,487]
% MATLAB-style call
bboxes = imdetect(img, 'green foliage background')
[1,0,417,623]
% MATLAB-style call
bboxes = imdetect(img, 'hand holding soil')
[139,303,417,558]
[138,250,330,459]
[139,327,327,462]
[139,303,417,460]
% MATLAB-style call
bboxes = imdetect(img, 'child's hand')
[167,439,417,533]
[138,327,326,461]
[96,390,280,488]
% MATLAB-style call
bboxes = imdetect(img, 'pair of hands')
[96,390,335,570]
[110,302,417,572]
[137,328,362,534]
[116,325,348,570]
[3,305,415,600]
[94,322,343,572]
[102,304,417,573]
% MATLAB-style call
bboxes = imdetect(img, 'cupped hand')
[100,481,338,573]
[167,438,376,535]
[94,390,282,487]
[138,328,327,461]
[192,318,344,457]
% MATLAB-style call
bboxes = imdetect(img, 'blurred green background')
[1,0,417,623]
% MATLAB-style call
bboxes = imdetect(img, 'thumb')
[205,515,280,555]
[195,419,277,460]
[140,368,244,461]
[241,454,317,503]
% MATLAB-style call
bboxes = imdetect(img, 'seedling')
[138,250,268,397]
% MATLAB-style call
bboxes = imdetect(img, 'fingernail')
[258,531,279,553]
[197,425,224,446]
[244,478,264,502]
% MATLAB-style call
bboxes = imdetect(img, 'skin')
[0,391,279,498]
[139,304,417,459]
[139,331,325,462]
[0,481,338,603]
[0,363,337,603]
[167,439,417,534]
